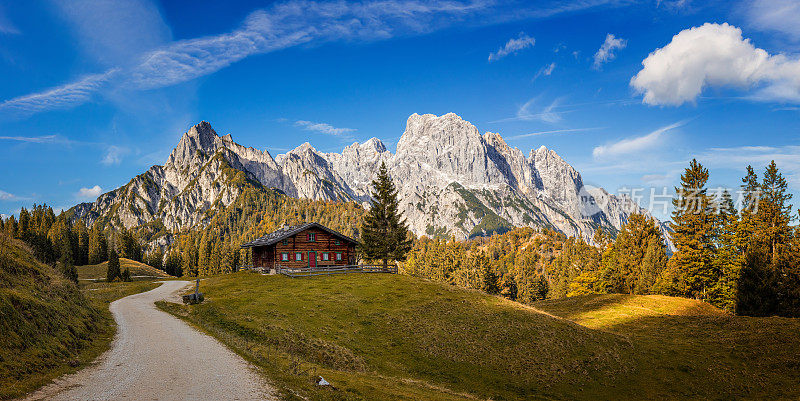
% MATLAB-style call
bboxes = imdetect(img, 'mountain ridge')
[71,113,672,249]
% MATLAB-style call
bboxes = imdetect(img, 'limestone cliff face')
[71,115,673,249]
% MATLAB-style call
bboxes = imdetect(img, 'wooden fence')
[276,264,397,278]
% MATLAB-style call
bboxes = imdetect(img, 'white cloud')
[488,32,535,62]
[699,145,800,186]
[101,146,127,165]
[295,120,356,137]
[0,134,65,143]
[631,22,800,106]
[518,98,563,123]
[592,33,626,69]
[507,127,599,139]
[0,70,116,117]
[593,121,685,159]
[76,185,103,201]
[533,62,556,80]
[0,189,16,200]
[742,0,800,41]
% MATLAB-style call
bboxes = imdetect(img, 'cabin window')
[335,252,342,261]
[334,239,341,245]
[308,233,316,242]
[281,253,289,261]
[295,252,302,261]
[322,253,329,261]
[282,239,288,246]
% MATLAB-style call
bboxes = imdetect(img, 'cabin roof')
[240,222,357,248]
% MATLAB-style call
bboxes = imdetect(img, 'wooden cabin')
[241,222,357,269]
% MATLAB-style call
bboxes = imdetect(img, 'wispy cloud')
[517,97,564,123]
[0,70,116,117]
[0,5,19,35]
[75,185,103,201]
[592,33,626,69]
[741,0,800,41]
[699,145,800,185]
[593,120,686,159]
[3,0,633,119]
[295,120,356,137]
[52,0,172,66]
[0,189,17,201]
[533,62,556,80]
[507,127,600,139]
[101,145,128,165]
[0,134,70,144]
[488,32,535,62]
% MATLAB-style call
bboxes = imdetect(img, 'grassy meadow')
[77,257,171,282]
[0,239,161,400]
[159,272,800,401]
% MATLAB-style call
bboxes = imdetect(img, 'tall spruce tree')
[360,162,412,269]
[107,248,121,282]
[710,190,740,312]
[667,159,716,299]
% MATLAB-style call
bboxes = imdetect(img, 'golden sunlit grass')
[533,294,800,399]
[158,272,634,401]
[159,273,800,400]
[77,258,171,281]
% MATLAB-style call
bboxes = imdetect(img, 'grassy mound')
[159,272,636,400]
[77,258,171,281]
[533,294,800,399]
[0,236,162,399]
[0,237,107,399]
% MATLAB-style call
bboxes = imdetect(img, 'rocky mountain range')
[71,113,671,248]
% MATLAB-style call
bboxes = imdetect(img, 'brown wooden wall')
[251,227,356,269]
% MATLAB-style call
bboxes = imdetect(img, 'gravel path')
[24,281,276,401]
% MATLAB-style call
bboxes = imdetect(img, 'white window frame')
[295,252,302,261]
[322,253,329,261]
[281,253,289,261]
[308,233,316,242]
[335,252,342,261]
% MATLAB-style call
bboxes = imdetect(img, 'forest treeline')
[2,160,798,316]
[0,204,143,282]
[404,160,800,317]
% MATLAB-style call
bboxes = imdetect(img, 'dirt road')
[24,281,276,400]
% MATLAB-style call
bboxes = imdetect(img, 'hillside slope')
[161,273,800,400]
[160,272,634,400]
[77,258,171,281]
[533,294,800,399]
[0,236,107,399]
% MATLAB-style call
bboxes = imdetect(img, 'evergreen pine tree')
[667,159,716,299]
[58,240,78,283]
[710,190,740,312]
[360,162,413,269]
[480,253,500,294]
[107,248,121,282]
[121,266,132,282]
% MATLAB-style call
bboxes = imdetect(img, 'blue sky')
[1,0,799,220]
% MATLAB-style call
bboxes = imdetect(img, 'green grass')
[158,272,637,400]
[533,294,800,399]
[76,258,171,281]
[0,238,160,400]
[159,273,800,400]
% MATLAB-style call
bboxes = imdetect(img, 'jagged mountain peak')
[71,114,672,251]
[361,137,387,153]
[287,142,318,155]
